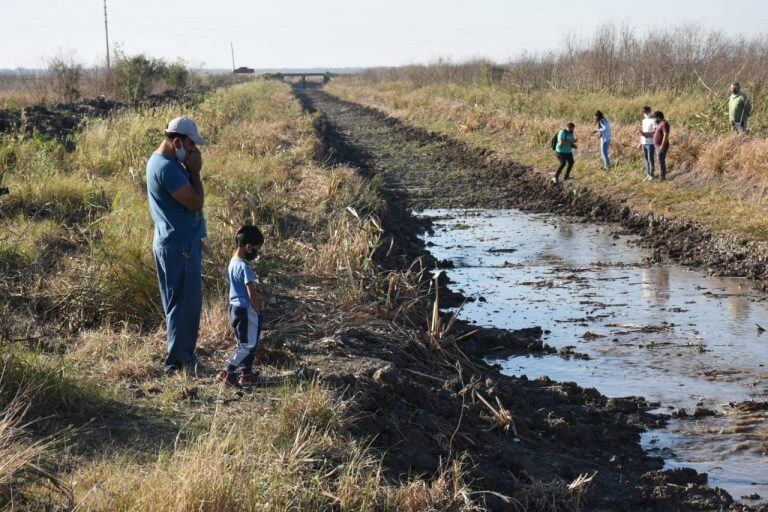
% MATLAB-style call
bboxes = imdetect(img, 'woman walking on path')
[594,111,612,169]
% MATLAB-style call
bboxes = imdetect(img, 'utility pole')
[103,0,110,69]
[230,42,236,71]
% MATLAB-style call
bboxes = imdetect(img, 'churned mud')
[295,89,768,510]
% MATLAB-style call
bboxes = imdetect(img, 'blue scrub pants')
[153,239,202,371]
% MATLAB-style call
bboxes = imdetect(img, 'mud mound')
[0,89,206,141]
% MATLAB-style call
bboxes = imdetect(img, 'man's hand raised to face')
[171,149,205,212]
[184,149,203,174]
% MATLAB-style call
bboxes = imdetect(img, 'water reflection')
[418,209,768,504]
[641,267,670,306]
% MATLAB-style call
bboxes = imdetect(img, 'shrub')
[113,52,167,102]
[163,61,189,89]
[47,54,82,103]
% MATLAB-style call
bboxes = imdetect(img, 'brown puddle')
[419,208,768,504]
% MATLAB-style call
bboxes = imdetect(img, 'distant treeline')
[0,52,244,107]
[359,24,768,94]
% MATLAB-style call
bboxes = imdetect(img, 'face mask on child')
[245,247,259,261]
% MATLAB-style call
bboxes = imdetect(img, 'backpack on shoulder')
[550,132,559,151]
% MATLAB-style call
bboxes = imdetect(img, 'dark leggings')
[555,152,574,179]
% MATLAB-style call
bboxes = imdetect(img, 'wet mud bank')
[422,208,768,505]
[295,89,760,510]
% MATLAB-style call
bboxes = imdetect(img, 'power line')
[103,0,110,69]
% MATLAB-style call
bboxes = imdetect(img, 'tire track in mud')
[296,89,757,511]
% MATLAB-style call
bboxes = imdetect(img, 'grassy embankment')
[327,79,768,241]
[0,81,476,510]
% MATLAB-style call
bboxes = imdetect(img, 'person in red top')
[641,110,671,180]
[653,111,670,180]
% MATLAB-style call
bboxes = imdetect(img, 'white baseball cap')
[165,116,208,145]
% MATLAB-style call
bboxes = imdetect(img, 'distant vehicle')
[233,67,254,74]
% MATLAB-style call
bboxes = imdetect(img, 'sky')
[1,0,767,70]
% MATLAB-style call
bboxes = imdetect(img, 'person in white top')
[640,106,657,180]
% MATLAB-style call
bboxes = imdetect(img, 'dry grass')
[360,24,768,124]
[0,79,488,511]
[0,65,242,108]
[0,79,383,331]
[66,381,481,511]
[390,457,483,512]
[509,472,596,512]
[69,382,342,511]
[0,372,71,509]
[65,328,163,383]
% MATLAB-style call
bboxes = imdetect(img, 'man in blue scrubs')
[146,117,207,376]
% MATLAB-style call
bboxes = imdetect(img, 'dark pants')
[555,152,574,179]
[227,306,263,373]
[154,239,202,371]
[732,120,748,134]
[657,146,668,179]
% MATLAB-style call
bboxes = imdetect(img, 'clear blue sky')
[1,0,767,69]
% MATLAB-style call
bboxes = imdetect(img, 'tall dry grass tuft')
[390,457,483,512]
[510,472,596,512]
[698,134,768,181]
[0,372,71,508]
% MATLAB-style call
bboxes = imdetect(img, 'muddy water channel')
[420,208,768,504]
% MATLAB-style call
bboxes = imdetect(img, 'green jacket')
[556,129,575,153]
[729,92,752,122]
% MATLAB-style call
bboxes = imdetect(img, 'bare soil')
[0,88,206,142]
[293,89,765,511]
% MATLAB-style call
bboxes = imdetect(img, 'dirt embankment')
[0,88,206,142]
[293,89,758,511]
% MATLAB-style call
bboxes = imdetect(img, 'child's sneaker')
[239,371,260,388]
[216,370,240,388]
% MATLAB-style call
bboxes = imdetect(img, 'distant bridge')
[262,72,332,88]
[280,73,332,88]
